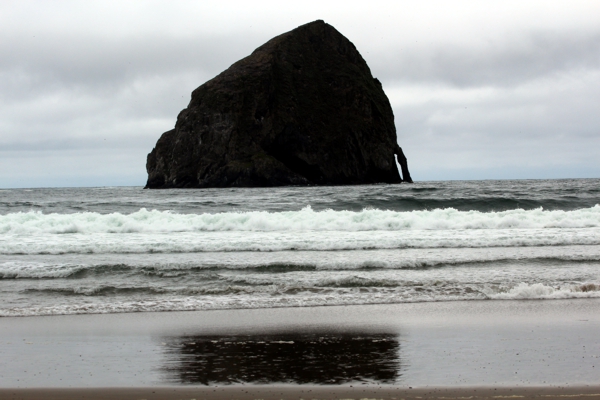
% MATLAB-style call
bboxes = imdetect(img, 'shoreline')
[3,296,599,324]
[3,385,600,400]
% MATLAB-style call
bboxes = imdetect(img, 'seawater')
[1,179,599,317]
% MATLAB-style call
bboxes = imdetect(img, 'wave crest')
[2,205,600,235]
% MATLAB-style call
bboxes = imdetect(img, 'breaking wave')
[1,228,599,254]
[3,281,599,317]
[2,205,600,235]
[3,251,600,279]
[485,282,600,300]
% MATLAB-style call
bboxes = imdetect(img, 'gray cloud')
[1,1,599,187]
[0,33,260,99]
[372,30,600,88]
[391,69,600,180]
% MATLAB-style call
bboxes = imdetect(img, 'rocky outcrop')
[145,20,412,188]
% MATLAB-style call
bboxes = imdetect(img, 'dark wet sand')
[2,385,600,400]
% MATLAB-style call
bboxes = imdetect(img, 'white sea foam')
[0,261,79,279]
[3,245,600,278]
[3,206,600,254]
[2,205,600,235]
[1,226,599,254]
[486,282,600,300]
[3,247,600,316]
[2,281,599,317]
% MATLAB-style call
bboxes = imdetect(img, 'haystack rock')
[145,20,412,188]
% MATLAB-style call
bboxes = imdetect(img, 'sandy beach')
[1,299,599,393]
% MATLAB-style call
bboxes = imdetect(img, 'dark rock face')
[146,20,412,188]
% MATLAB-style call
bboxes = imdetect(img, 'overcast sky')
[1,0,599,188]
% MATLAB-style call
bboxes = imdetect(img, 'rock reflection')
[161,332,400,385]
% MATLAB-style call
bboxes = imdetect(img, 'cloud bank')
[1,0,599,187]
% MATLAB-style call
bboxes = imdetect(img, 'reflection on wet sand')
[161,332,400,385]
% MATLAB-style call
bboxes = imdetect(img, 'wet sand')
[2,385,600,400]
[1,299,599,389]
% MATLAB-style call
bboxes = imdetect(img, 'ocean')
[1,179,600,318]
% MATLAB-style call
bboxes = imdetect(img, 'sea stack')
[145,20,412,188]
